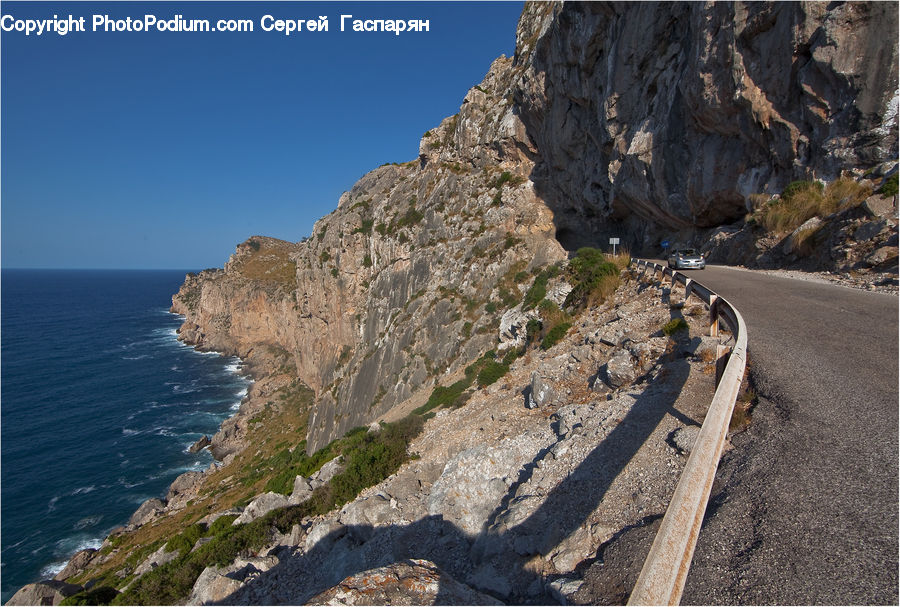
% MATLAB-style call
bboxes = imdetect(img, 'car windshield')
[679,249,698,255]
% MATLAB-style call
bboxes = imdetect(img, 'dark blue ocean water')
[1,270,250,602]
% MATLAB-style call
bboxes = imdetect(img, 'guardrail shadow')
[218,291,705,605]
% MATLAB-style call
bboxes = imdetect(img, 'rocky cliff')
[515,1,897,249]
[173,52,566,453]
[172,1,897,453]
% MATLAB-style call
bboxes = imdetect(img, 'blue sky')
[1,1,524,269]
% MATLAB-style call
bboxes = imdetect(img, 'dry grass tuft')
[752,178,870,235]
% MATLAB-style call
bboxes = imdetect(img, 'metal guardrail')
[627,259,749,605]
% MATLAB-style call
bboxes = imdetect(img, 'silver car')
[667,248,706,270]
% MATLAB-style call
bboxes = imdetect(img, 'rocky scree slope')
[177,276,721,606]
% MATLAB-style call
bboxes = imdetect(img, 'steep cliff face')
[173,1,897,452]
[174,55,566,452]
[514,1,898,250]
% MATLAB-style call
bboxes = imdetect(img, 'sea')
[0,269,251,602]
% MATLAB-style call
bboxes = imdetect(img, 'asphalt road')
[659,264,900,604]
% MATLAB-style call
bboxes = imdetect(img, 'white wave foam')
[122,354,150,360]
[40,560,68,578]
[224,362,241,374]
[47,496,59,512]
[72,486,95,495]
[122,428,140,436]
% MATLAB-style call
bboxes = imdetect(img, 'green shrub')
[164,523,206,557]
[878,173,898,197]
[363,254,372,268]
[564,248,620,310]
[526,318,542,347]
[502,347,520,366]
[477,360,509,387]
[208,515,239,536]
[523,271,550,310]
[414,379,471,415]
[353,219,374,236]
[662,318,689,336]
[61,586,119,606]
[247,239,261,252]
[320,250,331,263]
[331,267,338,278]
[541,322,572,350]
[485,301,497,314]
[782,180,823,200]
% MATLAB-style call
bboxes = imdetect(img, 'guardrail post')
[684,279,693,305]
[715,344,731,387]
[709,295,719,337]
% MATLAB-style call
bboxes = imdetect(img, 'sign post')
[609,237,620,256]
[661,239,670,255]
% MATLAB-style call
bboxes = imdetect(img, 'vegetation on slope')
[749,178,870,234]
[65,413,425,606]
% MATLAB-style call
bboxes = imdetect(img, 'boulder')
[603,349,637,388]
[306,559,503,605]
[166,471,204,504]
[289,476,314,505]
[187,566,245,606]
[526,372,556,409]
[866,246,899,268]
[6,580,82,606]
[854,219,888,242]
[428,433,551,534]
[310,456,344,489]
[339,495,399,540]
[863,194,897,218]
[133,544,179,577]
[499,306,539,351]
[306,521,347,552]
[188,435,211,453]
[54,548,97,581]
[233,492,290,525]
[128,498,167,527]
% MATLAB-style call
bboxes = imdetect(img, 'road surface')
[666,264,899,604]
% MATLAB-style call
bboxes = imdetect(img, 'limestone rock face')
[514,2,899,250]
[306,559,503,606]
[171,55,566,454]
[427,432,553,534]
